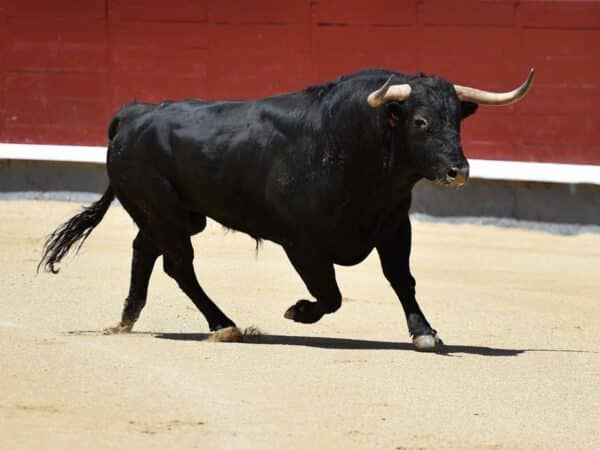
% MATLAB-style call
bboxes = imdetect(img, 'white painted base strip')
[1,143,599,185]
[468,159,600,185]
[0,143,106,164]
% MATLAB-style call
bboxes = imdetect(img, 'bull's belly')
[186,197,292,246]
[329,240,376,266]
[306,225,378,266]
[180,180,385,266]
[198,203,375,266]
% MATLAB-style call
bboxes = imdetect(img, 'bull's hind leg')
[104,213,209,334]
[104,232,160,334]
[136,180,235,332]
[283,245,342,324]
[161,237,236,332]
[108,172,234,334]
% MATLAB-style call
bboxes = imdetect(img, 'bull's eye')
[414,116,429,129]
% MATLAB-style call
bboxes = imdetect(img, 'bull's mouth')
[436,166,470,187]
[436,178,463,188]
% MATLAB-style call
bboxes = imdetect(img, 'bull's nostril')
[447,168,457,179]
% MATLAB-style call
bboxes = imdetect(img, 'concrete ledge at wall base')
[0,159,109,193]
[411,178,599,225]
[1,143,600,225]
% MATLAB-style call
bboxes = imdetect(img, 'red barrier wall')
[0,0,598,164]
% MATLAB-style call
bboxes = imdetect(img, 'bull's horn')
[453,68,535,106]
[367,75,412,107]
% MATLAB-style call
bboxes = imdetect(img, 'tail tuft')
[38,187,115,274]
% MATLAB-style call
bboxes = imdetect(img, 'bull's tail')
[38,186,115,274]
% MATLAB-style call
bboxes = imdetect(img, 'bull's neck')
[324,96,418,182]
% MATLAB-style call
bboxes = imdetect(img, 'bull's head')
[366,69,534,186]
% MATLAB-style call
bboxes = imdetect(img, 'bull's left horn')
[453,68,535,106]
[367,75,412,107]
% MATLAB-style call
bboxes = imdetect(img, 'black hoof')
[283,299,324,324]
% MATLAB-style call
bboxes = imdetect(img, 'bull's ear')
[385,102,403,127]
[385,102,402,116]
[461,101,478,120]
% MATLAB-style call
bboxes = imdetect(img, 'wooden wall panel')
[5,18,106,72]
[211,0,309,24]
[520,1,600,28]
[0,1,5,141]
[0,0,598,164]
[420,0,514,26]
[109,0,208,22]
[210,24,309,50]
[6,0,106,19]
[312,0,416,25]
[208,50,313,99]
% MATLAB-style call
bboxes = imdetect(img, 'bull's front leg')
[282,245,342,324]
[376,216,443,351]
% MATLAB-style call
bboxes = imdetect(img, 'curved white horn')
[454,68,535,106]
[367,75,412,107]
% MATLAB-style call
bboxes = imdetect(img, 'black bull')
[40,68,533,350]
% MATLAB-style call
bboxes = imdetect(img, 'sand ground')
[1,199,599,449]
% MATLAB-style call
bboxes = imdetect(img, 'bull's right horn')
[367,75,412,107]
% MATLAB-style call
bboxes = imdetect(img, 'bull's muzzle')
[444,166,469,187]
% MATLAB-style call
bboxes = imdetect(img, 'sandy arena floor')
[1,199,599,449]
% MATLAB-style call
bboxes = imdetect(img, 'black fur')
[107,101,157,140]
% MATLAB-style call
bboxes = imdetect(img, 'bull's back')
[107,102,158,140]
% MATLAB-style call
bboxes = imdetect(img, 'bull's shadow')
[152,332,578,357]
